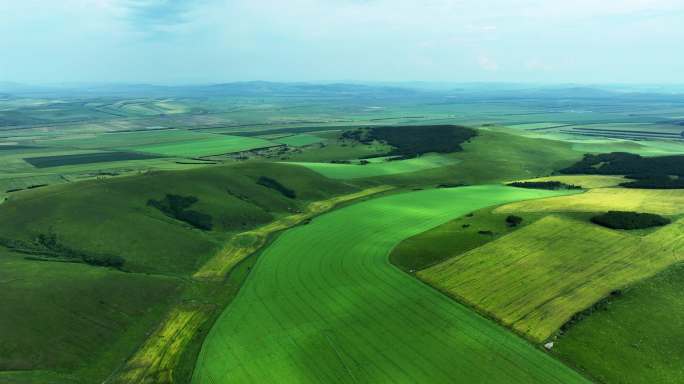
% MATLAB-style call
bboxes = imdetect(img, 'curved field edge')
[419,215,684,342]
[286,153,459,179]
[193,186,589,384]
[105,186,393,384]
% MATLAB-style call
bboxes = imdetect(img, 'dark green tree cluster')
[507,181,581,190]
[590,211,671,230]
[560,152,684,188]
[256,176,296,199]
[2,233,125,269]
[148,194,213,230]
[367,125,477,157]
[505,215,523,227]
[341,129,373,143]
[620,176,684,189]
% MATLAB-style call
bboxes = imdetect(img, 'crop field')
[23,151,162,168]
[193,186,588,384]
[35,129,220,150]
[289,154,459,179]
[495,187,684,215]
[419,216,684,342]
[554,262,684,384]
[569,139,684,156]
[273,133,325,147]
[119,135,277,157]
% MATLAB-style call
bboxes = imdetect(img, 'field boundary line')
[193,185,394,281]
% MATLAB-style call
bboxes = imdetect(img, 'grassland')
[450,129,582,183]
[193,186,588,384]
[289,154,459,179]
[0,162,360,383]
[0,249,181,382]
[554,262,684,384]
[495,187,684,216]
[0,162,354,275]
[419,215,684,342]
[119,135,277,157]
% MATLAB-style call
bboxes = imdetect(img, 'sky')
[1,0,683,84]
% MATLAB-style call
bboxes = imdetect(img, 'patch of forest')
[148,194,213,230]
[256,176,296,198]
[342,125,477,158]
[0,233,125,268]
[507,181,582,190]
[560,152,684,189]
[591,211,671,230]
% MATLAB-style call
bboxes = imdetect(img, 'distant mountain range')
[1,81,683,99]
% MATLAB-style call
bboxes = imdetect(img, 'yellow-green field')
[419,215,684,342]
[495,187,684,215]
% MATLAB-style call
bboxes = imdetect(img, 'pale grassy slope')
[289,153,459,179]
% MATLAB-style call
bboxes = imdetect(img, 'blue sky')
[1,0,683,84]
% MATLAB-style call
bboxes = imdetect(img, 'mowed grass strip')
[289,153,459,179]
[120,135,277,157]
[193,186,588,384]
[420,216,684,342]
[495,187,684,215]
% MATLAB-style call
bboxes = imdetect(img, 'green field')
[554,262,684,384]
[289,153,459,179]
[420,215,684,342]
[193,186,588,383]
[35,129,220,150]
[120,135,277,157]
[274,134,325,147]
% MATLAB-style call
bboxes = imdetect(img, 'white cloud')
[1,0,683,83]
[478,55,499,72]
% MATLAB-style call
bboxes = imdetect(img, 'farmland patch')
[419,216,684,342]
[193,186,588,384]
[23,151,162,168]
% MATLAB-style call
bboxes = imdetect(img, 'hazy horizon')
[2,0,684,84]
